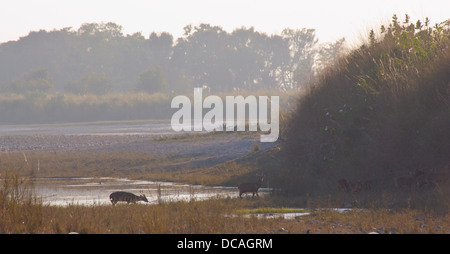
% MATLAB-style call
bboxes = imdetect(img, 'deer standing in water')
[238,174,265,198]
[109,191,149,205]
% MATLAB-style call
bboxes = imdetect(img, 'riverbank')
[1,124,449,234]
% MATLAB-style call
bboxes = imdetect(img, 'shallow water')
[0,120,246,136]
[236,208,354,219]
[0,120,174,136]
[31,177,270,206]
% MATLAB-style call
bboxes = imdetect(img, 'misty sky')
[1,0,449,44]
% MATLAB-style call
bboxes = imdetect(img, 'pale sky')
[1,0,449,44]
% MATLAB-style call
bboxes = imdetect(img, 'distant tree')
[314,38,347,73]
[0,21,349,95]
[227,27,290,91]
[228,27,265,91]
[1,68,54,93]
[148,32,173,63]
[172,24,294,92]
[281,28,319,89]
[65,72,111,95]
[135,65,168,94]
[77,22,123,38]
[171,24,232,92]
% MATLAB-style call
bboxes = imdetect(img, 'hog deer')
[395,170,425,190]
[417,166,450,190]
[337,178,350,192]
[238,174,264,198]
[109,191,149,205]
[337,178,373,194]
[348,180,363,194]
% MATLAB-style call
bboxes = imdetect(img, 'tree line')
[0,22,346,95]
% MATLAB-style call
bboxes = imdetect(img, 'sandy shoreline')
[0,132,276,170]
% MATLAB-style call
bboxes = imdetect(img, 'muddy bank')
[0,120,171,152]
[0,121,277,170]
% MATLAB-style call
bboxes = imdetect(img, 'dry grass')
[0,92,172,124]
[2,184,450,234]
[292,208,450,234]
[0,88,299,124]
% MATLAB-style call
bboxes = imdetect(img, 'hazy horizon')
[1,0,449,44]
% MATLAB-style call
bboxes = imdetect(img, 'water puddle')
[238,212,311,219]
[30,177,270,206]
[228,208,355,220]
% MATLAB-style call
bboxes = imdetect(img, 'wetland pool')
[30,177,270,206]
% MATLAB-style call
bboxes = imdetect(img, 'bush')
[279,15,450,210]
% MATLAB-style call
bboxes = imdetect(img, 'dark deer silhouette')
[395,170,425,190]
[109,191,148,205]
[337,178,351,192]
[238,174,264,198]
[338,178,373,194]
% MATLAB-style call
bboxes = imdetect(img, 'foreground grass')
[2,196,450,234]
[1,152,450,234]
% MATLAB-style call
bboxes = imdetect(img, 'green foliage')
[0,22,345,95]
[280,15,450,206]
[0,92,171,124]
[1,68,54,93]
[65,72,111,95]
[0,22,347,124]
[281,28,321,89]
[136,65,168,93]
[77,22,123,37]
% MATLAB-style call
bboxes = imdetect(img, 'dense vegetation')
[0,22,346,93]
[280,15,450,211]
